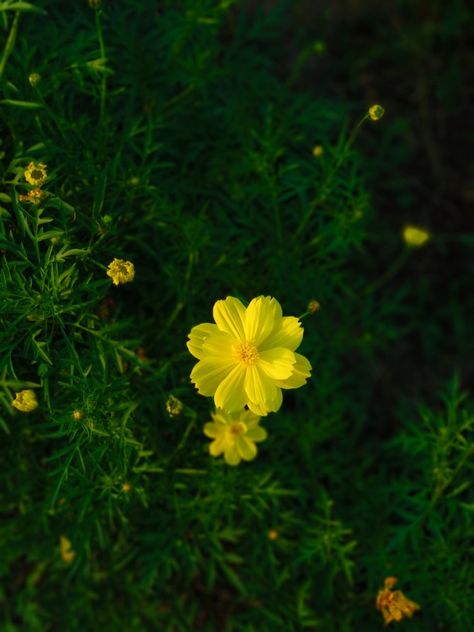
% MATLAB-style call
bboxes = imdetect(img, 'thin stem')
[95,8,107,126]
[0,12,20,80]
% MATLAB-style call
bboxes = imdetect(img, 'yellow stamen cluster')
[375,577,421,625]
[106,258,135,285]
[12,389,38,412]
[402,225,431,247]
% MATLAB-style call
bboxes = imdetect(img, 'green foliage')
[0,1,472,630]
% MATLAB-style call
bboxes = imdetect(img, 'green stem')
[0,12,20,80]
[362,249,411,296]
[95,8,107,126]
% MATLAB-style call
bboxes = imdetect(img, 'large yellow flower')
[204,408,267,466]
[187,296,312,415]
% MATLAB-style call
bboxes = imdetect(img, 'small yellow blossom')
[19,188,44,205]
[28,73,41,87]
[312,145,324,157]
[122,482,132,493]
[187,296,312,416]
[72,409,83,421]
[368,104,385,121]
[24,162,48,187]
[376,577,421,625]
[402,225,431,247]
[166,394,184,417]
[307,300,320,314]
[12,389,38,412]
[204,408,267,465]
[59,535,76,564]
[106,258,135,285]
[267,529,279,540]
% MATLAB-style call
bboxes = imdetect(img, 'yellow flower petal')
[236,436,258,460]
[214,365,247,412]
[245,365,277,408]
[213,296,246,339]
[191,358,234,396]
[203,422,220,438]
[245,425,268,442]
[260,316,304,352]
[225,444,241,465]
[187,323,218,359]
[201,330,235,359]
[275,353,312,389]
[244,296,282,345]
[209,437,225,456]
[257,347,295,380]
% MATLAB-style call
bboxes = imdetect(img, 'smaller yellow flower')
[368,104,385,121]
[106,258,135,285]
[267,529,279,541]
[312,145,324,157]
[19,188,44,205]
[28,72,41,87]
[72,409,83,421]
[402,225,431,247]
[307,300,320,314]
[166,394,184,417]
[122,482,132,493]
[12,389,38,412]
[24,162,48,187]
[204,408,267,466]
[59,535,76,564]
[376,577,421,625]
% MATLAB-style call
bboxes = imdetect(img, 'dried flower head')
[203,408,267,466]
[307,300,320,314]
[106,258,135,285]
[376,577,421,625]
[24,162,48,187]
[12,389,38,412]
[402,225,431,247]
[28,72,41,87]
[59,535,76,564]
[368,104,385,121]
[19,188,44,205]
[166,394,184,417]
[187,296,312,416]
[312,145,324,157]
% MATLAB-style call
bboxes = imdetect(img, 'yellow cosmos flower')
[59,535,76,564]
[376,577,421,625]
[203,408,267,465]
[402,225,430,247]
[12,389,38,412]
[106,258,135,285]
[187,296,312,415]
[24,162,48,186]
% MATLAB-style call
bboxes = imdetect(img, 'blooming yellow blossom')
[312,145,324,157]
[59,535,76,564]
[12,389,38,412]
[187,296,312,415]
[24,162,48,186]
[19,188,44,205]
[106,258,135,285]
[376,577,421,625]
[402,225,430,247]
[203,408,267,465]
[166,394,184,417]
[368,104,385,121]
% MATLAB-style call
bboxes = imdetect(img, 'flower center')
[229,422,246,436]
[234,341,258,366]
[31,169,44,180]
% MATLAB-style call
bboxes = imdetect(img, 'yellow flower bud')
[307,300,320,314]
[368,104,385,121]
[59,535,76,564]
[166,394,184,417]
[106,258,135,285]
[12,390,38,412]
[403,225,431,247]
[72,409,83,421]
[267,529,279,541]
[312,145,324,157]
[28,73,41,87]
